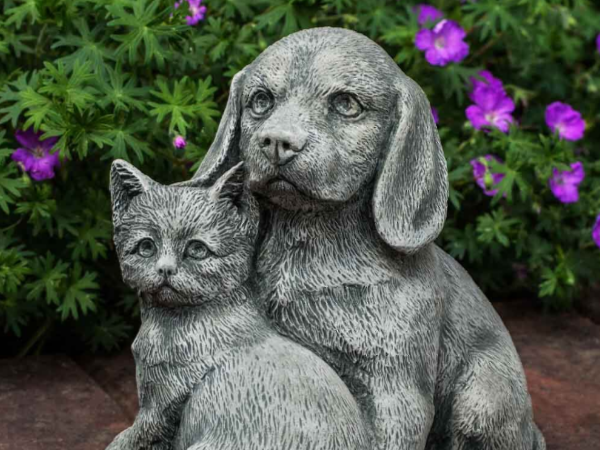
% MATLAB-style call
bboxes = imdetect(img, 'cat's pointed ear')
[209,162,245,208]
[110,159,157,223]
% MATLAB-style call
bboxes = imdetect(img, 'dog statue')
[193,27,546,450]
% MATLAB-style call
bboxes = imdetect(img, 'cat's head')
[110,160,258,306]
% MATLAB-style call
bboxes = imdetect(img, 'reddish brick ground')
[495,302,600,450]
[1,301,599,449]
[0,355,129,450]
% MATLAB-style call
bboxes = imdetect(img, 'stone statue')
[109,26,545,450]
[192,27,546,450]
[108,160,371,450]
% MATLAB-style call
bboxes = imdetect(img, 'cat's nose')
[157,257,177,277]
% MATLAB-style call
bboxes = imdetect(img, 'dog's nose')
[157,257,177,277]
[258,129,306,166]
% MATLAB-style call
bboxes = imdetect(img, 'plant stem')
[17,317,53,358]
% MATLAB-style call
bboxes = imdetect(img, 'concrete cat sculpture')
[107,160,371,450]
[192,27,546,450]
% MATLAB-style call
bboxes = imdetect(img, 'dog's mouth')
[249,172,300,196]
[267,175,299,192]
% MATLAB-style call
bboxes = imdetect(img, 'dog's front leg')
[368,374,435,450]
[365,295,440,450]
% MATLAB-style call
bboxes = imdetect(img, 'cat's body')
[107,161,370,450]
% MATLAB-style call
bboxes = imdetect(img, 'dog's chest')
[256,228,404,373]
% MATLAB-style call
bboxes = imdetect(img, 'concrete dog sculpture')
[193,28,546,450]
[108,160,370,450]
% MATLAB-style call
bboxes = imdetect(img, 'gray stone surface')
[80,302,600,450]
[107,161,370,450]
[0,355,129,450]
[193,27,544,449]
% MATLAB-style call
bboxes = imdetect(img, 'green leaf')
[5,0,40,28]
[85,312,132,352]
[0,238,31,295]
[103,119,151,163]
[107,0,182,68]
[148,76,219,136]
[68,221,111,261]
[0,71,40,127]
[476,210,520,248]
[57,264,98,320]
[52,19,115,73]
[39,60,97,114]
[26,253,69,305]
[96,63,148,113]
[437,65,481,105]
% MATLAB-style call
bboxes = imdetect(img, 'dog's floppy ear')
[372,77,448,255]
[192,67,247,184]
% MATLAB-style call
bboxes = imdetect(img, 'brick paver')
[0,355,129,450]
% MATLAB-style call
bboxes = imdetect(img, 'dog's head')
[195,27,448,254]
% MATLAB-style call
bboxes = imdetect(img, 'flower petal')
[592,214,600,248]
[466,105,488,130]
[415,29,434,50]
[416,4,443,26]
[29,157,58,181]
[15,128,41,150]
[11,148,35,170]
[561,161,585,185]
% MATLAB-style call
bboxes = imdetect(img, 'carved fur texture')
[108,161,371,450]
[194,27,546,450]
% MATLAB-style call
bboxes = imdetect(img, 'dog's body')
[194,27,545,450]
[256,195,542,450]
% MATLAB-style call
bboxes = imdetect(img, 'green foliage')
[0,0,599,355]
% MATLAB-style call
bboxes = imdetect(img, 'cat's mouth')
[155,281,179,294]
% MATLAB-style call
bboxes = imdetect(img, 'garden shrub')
[1,0,599,355]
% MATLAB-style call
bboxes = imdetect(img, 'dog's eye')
[250,91,274,116]
[185,240,211,260]
[331,93,363,118]
[137,238,156,258]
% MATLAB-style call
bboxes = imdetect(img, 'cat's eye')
[137,238,156,258]
[331,93,363,118]
[185,240,210,260]
[250,90,274,116]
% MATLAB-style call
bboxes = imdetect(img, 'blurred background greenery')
[0,0,599,356]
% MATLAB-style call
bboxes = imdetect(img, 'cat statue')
[107,159,371,450]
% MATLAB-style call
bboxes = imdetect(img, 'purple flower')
[596,34,600,55]
[175,0,206,26]
[548,161,585,204]
[431,107,439,125]
[466,89,515,133]
[545,102,585,142]
[10,128,60,181]
[592,214,600,249]
[173,135,187,149]
[414,4,443,27]
[415,20,469,66]
[469,70,505,101]
[470,154,505,197]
